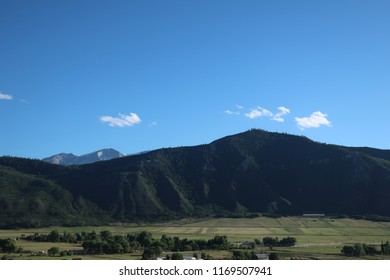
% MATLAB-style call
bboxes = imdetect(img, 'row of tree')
[21,230,297,258]
[341,241,390,257]
[22,230,103,243]
[83,232,230,256]
[22,230,231,255]
[262,237,297,247]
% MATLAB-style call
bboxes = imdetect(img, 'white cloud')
[245,107,273,119]
[225,110,241,115]
[295,111,331,130]
[226,104,291,122]
[0,92,13,100]
[272,106,291,122]
[100,113,141,127]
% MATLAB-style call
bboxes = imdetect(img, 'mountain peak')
[42,148,125,165]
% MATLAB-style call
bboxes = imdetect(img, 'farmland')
[1,216,390,260]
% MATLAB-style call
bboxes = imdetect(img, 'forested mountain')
[0,160,109,228]
[1,129,390,228]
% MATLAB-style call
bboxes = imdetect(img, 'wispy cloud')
[225,110,241,115]
[224,105,244,116]
[100,113,141,127]
[226,103,330,130]
[0,92,13,100]
[245,107,273,119]
[225,104,291,122]
[295,111,331,130]
[272,106,290,122]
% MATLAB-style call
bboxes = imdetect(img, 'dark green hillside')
[52,145,213,219]
[0,156,67,176]
[0,164,109,228]
[347,147,390,162]
[192,130,390,215]
[50,129,390,219]
[1,129,390,228]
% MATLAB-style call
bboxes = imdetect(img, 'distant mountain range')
[1,129,390,228]
[42,148,126,165]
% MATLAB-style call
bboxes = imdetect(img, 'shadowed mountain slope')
[1,129,390,227]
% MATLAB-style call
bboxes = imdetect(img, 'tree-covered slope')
[50,129,390,218]
[1,129,390,228]
[0,160,110,228]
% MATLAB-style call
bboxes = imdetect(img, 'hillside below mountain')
[1,129,390,228]
[42,148,125,165]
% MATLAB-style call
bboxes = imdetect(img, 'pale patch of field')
[16,240,82,251]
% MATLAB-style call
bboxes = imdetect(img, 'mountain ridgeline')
[42,148,125,165]
[1,129,390,228]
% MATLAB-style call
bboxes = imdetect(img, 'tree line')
[341,241,390,257]
[21,230,230,257]
[262,237,296,247]
[20,230,296,259]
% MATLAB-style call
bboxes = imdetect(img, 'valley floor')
[2,216,390,260]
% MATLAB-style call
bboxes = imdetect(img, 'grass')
[2,216,390,259]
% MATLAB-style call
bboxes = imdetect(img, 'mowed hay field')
[2,217,390,259]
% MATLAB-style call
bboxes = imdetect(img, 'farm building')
[183,256,197,260]
[255,253,269,260]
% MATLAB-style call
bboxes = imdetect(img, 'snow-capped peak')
[42,148,126,165]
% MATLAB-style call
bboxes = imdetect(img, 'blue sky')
[1,0,389,159]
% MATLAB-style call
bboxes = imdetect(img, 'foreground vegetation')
[1,216,390,260]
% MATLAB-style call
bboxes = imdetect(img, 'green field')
[2,217,390,259]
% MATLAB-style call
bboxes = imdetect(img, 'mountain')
[1,129,390,228]
[0,158,110,228]
[42,148,126,165]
